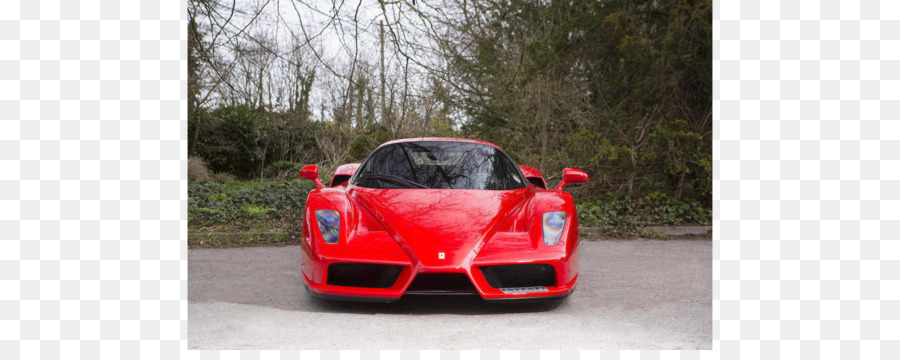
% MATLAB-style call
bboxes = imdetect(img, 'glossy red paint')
[300,140,586,302]
[299,164,325,189]
[329,163,360,187]
[518,165,547,189]
[553,168,590,190]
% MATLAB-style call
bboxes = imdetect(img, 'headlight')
[315,210,340,244]
[542,211,566,245]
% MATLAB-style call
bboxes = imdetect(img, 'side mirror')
[300,164,325,189]
[553,168,589,191]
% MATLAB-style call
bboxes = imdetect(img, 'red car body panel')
[300,138,586,302]
[329,163,360,187]
[518,165,547,189]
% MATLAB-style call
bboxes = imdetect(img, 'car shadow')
[303,292,566,315]
[190,270,567,315]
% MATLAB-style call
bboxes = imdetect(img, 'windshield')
[352,141,527,190]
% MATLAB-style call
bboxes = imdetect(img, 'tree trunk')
[190,115,201,157]
[380,21,387,129]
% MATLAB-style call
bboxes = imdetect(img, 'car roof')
[377,137,502,150]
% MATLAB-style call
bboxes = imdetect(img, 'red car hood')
[349,187,529,269]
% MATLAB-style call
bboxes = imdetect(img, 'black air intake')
[330,175,351,187]
[405,273,479,295]
[479,264,556,289]
[327,263,404,288]
[527,177,546,189]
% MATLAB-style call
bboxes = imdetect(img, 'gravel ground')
[188,239,711,349]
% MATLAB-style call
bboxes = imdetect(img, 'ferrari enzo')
[298,138,588,302]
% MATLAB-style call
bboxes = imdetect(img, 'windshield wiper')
[357,174,429,189]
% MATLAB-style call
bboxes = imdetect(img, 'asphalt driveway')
[188,239,711,349]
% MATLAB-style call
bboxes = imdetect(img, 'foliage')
[190,105,322,180]
[264,161,306,179]
[191,105,270,179]
[576,192,711,236]
[188,157,212,180]
[188,180,314,227]
[348,125,394,161]
[242,203,277,218]
[187,0,712,210]
[454,0,712,204]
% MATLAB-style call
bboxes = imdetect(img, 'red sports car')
[298,138,588,302]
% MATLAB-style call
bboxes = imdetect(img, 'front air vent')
[405,273,479,295]
[479,264,556,289]
[327,263,403,288]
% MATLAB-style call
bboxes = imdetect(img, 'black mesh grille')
[406,273,478,295]
[327,263,403,288]
[479,264,556,288]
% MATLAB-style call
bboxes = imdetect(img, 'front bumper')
[300,243,579,302]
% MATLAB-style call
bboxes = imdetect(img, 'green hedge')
[576,192,710,236]
[188,180,314,227]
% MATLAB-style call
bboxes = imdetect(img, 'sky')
[194,0,446,119]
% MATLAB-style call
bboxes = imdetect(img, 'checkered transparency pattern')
[716,0,897,359]
[2,0,185,359]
